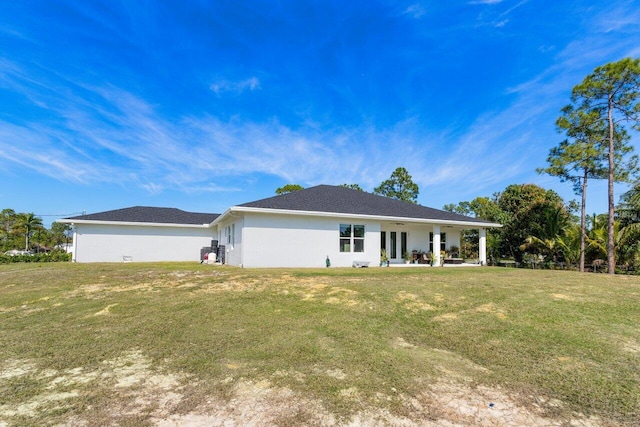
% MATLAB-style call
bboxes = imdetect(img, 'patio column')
[71,224,77,262]
[479,227,487,266]
[433,225,441,266]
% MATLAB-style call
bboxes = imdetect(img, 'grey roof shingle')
[238,185,497,225]
[64,206,219,225]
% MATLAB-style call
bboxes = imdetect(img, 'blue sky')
[1,0,639,226]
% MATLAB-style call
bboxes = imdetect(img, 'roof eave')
[57,218,213,228]
[210,208,233,227]
[226,206,501,228]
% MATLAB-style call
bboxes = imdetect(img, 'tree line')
[0,209,72,253]
[444,182,640,272]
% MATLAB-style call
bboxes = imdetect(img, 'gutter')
[57,218,212,229]
[211,206,502,228]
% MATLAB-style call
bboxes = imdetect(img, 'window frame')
[225,224,235,248]
[339,223,365,253]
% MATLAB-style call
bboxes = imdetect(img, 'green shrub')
[0,250,71,264]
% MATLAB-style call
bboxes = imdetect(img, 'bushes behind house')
[0,250,71,264]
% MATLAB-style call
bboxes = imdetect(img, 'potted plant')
[380,249,389,267]
[402,252,411,264]
[448,245,459,258]
[428,251,436,266]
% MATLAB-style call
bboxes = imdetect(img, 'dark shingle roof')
[64,206,219,225]
[238,185,497,225]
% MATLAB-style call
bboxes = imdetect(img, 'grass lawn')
[0,263,638,426]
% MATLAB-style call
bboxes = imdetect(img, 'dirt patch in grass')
[432,302,508,322]
[552,293,574,300]
[155,377,603,426]
[420,381,603,427]
[0,350,189,425]
[0,359,38,380]
[433,312,459,321]
[0,348,607,426]
[93,303,118,316]
[157,376,606,426]
[395,291,434,312]
[621,338,640,354]
[155,378,337,426]
[474,302,508,320]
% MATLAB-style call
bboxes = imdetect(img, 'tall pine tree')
[570,58,640,274]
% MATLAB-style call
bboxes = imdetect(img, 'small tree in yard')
[570,58,640,274]
[17,213,43,251]
[50,222,73,247]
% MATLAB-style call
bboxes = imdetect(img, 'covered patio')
[379,222,489,267]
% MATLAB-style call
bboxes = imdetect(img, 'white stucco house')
[59,185,501,267]
[58,207,219,263]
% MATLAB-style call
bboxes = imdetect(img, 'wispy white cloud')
[593,1,640,33]
[0,121,121,184]
[468,0,504,5]
[0,68,445,197]
[402,3,426,19]
[210,77,261,95]
[470,0,527,28]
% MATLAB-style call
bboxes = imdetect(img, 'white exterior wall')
[409,228,432,253]
[446,229,462,251]
[73,223,214,263]
[215,217,243,266]
[238,213,381,268]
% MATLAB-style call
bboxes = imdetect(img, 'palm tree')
[585,213,622,270]
[18,213,43,251]
[520,207,572,263]
[617,184,640,271]
[559,225,581,267]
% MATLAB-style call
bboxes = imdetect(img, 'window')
[401,232,407,257]
[340,224,351,252]
[340,224,365,252]
[390,231,397,259]
[429,232,446,252]
[226,224,235,248]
